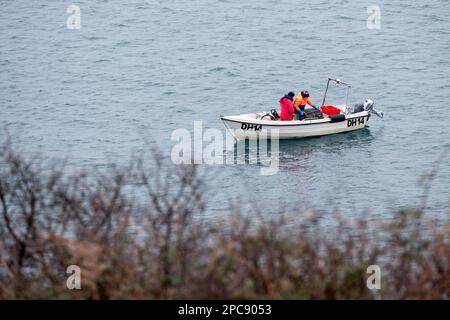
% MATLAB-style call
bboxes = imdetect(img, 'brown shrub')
[0,142,448,299]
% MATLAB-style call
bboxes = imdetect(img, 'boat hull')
[221,112,370,140]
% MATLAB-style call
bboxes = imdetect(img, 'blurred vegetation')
[0,141,448,299]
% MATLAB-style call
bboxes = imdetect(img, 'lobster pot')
[304,109,324,120]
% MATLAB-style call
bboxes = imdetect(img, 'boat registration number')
[241,123,262,131]
[347,117,365,127]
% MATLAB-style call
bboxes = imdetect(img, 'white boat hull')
[221,110,370,140]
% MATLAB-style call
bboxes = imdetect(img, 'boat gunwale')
[220,112,369,127]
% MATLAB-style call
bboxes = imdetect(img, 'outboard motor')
[363,99,374,111]
[363,99,383,118]
[270,109,280,120]
[353,99,384,118]
[259,109,280,120]
[353,103,365,113]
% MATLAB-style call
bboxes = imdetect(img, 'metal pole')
[321,78,331,106]
[345,85,351,107]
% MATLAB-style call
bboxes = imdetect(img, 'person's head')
[286,91,295,100]
[300,90,310,98]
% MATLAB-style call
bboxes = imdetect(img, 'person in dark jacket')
[279,91,295,121]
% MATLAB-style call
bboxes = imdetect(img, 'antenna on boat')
[321,78,331,107]
[321,78,351,107]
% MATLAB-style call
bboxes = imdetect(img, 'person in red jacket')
[279,91,295,121]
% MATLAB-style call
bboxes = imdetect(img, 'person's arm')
[293,98,300,111]
[307,98,319,109]
[288,100,295,116]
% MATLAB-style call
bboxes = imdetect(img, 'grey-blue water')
[1,1,449,220]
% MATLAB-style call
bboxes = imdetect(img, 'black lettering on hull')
[347,117,366,127]
[241,123,263,131]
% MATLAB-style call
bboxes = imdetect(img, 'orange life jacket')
[294,96,314,111]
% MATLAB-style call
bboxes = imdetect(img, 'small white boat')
[221,78,383,140]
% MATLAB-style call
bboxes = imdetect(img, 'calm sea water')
[1,1,449,219]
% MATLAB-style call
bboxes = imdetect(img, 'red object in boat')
[320,105,341,116]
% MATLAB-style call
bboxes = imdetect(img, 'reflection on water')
[232,128,374,169]
[226,128,378,214]
[279,127,374,154]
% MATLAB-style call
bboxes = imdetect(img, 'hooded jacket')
[279,96,295,121]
